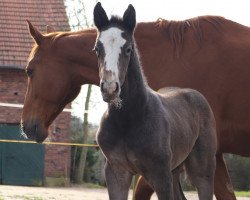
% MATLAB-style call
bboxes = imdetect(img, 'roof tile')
[0,0,70,69]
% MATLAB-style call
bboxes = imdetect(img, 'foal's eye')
[125,47,132,56]
[25,68,33,77]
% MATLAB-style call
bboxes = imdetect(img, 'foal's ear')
[123,4,136,32]
[26,20,44,45]
[93,2,109,30]
[46,25,55,33]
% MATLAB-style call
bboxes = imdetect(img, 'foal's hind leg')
[184,147,216,200]
[184,127,216,200]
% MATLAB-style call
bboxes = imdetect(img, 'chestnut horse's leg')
[134,176,154,200]
[104,162,133,200]
[214,153,236,200]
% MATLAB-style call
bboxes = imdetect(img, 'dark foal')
[93,3,216,200]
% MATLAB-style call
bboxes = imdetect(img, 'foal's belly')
[170,130,199,169]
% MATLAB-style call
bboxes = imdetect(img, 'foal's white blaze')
[99,27,126,80]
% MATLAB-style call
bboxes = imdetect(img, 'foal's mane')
[110,16,124,26]
[155,15,224,56]
[102,15,130,30]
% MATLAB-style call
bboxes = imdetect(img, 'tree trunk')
[75,84,92,183]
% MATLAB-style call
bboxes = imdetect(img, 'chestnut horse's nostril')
[21,121,40,141]
[34,124,38,134]
[22,123,26,133]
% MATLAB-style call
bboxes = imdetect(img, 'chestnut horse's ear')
[123,4,136,33]
[46,25,55,33]
[26,20,44,45]
[93,2,109,30]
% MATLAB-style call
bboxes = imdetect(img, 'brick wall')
[0,70,26,123]
[45,112,71,184]
[0,69,71,185]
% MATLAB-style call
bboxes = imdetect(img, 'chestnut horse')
[21,14,250,200]
[93,3,216,200]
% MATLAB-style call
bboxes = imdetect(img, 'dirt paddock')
[0,185,249,200]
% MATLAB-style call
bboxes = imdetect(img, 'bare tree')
[75,84,92,183]
[65,0,92,30]
[65,0,93,183]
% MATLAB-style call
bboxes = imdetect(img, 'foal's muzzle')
[100,81,120,102]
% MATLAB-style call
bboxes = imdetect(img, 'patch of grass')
[24,197,43,200]
[0,192,4,200]
[45,177,68,187]
[83,182,104,189]
[235,191,250,197]
[76,182,104,189]
[10,195,44,200]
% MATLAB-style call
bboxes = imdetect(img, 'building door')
[0,124,45,186]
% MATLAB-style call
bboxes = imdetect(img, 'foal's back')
[158,87,213,118]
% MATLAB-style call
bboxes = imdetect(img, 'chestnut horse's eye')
[93,46,100,57]
[25,68,33,77]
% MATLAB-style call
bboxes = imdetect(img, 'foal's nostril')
[100,82,105,92]
[114,82,119,93]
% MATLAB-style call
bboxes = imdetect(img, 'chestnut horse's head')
[93,3,136,104]
[21,22,83,142]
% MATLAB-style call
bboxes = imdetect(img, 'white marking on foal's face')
[99,27,126,80]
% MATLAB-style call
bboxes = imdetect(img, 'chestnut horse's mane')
[155,15,224,56]
[28,16,225,61]
[28,28,96,61]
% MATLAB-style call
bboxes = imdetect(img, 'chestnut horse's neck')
[56,16,225,89]
[58,29,99,86]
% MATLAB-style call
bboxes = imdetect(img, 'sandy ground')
[0,185,249,200]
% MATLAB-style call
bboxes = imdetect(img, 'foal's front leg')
[105,161,133,200]
[145,163,174,200]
